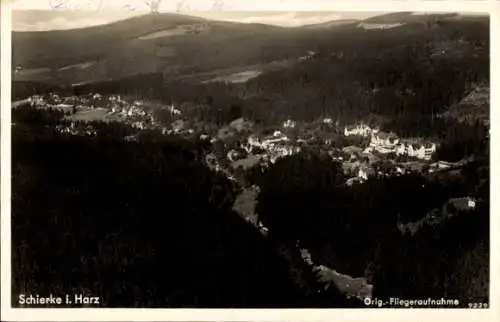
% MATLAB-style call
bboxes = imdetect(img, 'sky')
[9,0,488,31]
[10,0,394,11]
[12,10,385,31]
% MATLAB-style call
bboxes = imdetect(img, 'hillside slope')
[15,12,477,86]
[12,13,291,85]
[12,12,489,129]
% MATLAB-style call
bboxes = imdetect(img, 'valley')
[10,10,490,308]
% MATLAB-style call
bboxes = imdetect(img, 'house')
[370,132,398,148]
[283,119,296,128]
[28,95,44,106]
[377,146,394,154]
[167,104,181,116]
[407,144,415,157]
[395,143,406,155]
[406,144,431,160]
[344,124,374,137]
[358,168,369,181]
[449,197,477,211]
[425,143,437,155]
[262,136,289,148]
[407,144,418,158]
[415,145,427,160]
[109,95,122,102]
[132,122,145,130]
[247,135,261,147]
[323,118,333,125]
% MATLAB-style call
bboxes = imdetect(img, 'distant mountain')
[12,13,291,85]
[11,12,405,86]
[362,12,459,24]
[12,11,489,127]
[230,14,489,128]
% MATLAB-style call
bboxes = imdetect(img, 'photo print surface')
[8,3,491,309]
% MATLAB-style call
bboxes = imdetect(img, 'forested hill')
[54,15,490,135]
[13,12,488,91]
[11,133,303,307]
[238,15,488,127]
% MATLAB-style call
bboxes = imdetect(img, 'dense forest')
[12,123,302,307]
[11,102,489,306]
[12,107,368,307]
[254,151,488,298]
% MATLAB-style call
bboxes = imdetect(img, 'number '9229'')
[468,302,488,309]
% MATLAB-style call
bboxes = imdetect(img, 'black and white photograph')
[1,0,495,316]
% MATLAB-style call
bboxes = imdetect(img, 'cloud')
[18,17,107,30]
[213,12,343,27]
[12,10,139,31]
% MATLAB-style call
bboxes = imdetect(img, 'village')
[22,93,459,186]
[219,119,454,186]
[343,123,437,161]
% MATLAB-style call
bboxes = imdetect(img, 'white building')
[407,144,429,160]
[370,132,398,148]
[262,136,289,148]
[283,119,296,128]
[425,143,437,154]
[358,168,369,181]
[28,95,45,106]
[395,143,406,155]
[344,124,375,137]
[368,130,436,161]
[167,104,182,116]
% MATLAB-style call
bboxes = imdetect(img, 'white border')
[5,0,500,13]
[1,1,499,321]
[0,0,14,319]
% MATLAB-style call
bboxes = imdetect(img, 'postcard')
[1,0,498,321]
